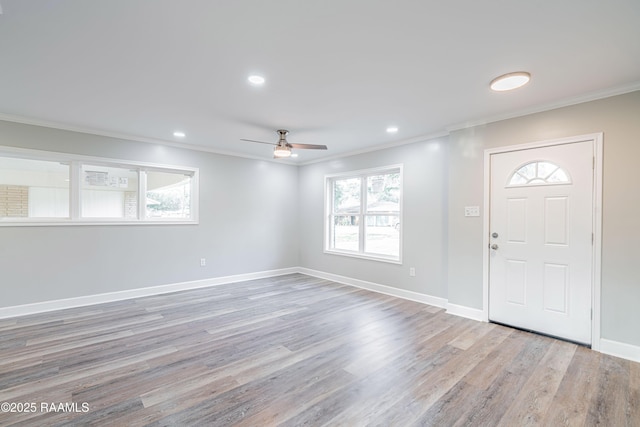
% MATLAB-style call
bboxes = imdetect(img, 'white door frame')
[482,133,603,350]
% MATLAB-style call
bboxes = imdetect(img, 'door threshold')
[489,320,591,348]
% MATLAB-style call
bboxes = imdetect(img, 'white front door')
[489,141,594,344]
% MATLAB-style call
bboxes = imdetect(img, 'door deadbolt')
[492,232,499,238]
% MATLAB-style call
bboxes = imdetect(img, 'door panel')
[507,198,527,243]
[544,197,568,245]
[489,141,593,344]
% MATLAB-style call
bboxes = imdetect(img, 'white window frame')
[0,145,199,226]
[324,164,403,264]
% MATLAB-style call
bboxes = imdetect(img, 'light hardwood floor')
[1,274,638,426]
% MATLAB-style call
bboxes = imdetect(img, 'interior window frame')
[0,145,199,226]
[324,164,403,264]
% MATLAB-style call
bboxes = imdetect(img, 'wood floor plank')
[497,339,577,426]
[451,333,553,426]
[290,314,474,426]
[542,345,601,427]
[586,353,632,426]
[630,360,640,423]
[0,273,638,426]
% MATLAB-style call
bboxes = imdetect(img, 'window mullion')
[138,170,147,220]
[359,176,366,253]
[70,161,81,220]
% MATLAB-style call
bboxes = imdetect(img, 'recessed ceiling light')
[490,71,531,91]
[290,153,299,158]
[173,131,186,138]
[386,126,399,133]
[248,75,265,85]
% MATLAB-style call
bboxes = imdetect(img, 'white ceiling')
[1,1,639,163]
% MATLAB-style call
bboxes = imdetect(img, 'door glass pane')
[0,157,69,218]
[146,171,192,219]
[365,215,400,257]
[332,215,359,251]
[508,161,571,186]
[333,178,361,214]
[82,165,138,218]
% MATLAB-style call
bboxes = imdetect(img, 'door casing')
[482,133,603,350]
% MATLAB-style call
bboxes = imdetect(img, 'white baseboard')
[599,338,640,363]
[0,267,299,320]
[446,303,485,322]
[298,267,448,308]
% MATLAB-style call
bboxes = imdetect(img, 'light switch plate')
[464,206,480,217]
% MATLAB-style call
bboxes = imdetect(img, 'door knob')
[491,244,499,250]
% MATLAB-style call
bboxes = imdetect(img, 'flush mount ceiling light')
[173,131,186,138]
[386,126,399,133]
[490,71,531,91]
[248,75,265,85]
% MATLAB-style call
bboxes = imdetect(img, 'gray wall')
[2,91,639,349]
[298,138,449,298]
[0,120,299,307]
[447,91,640,346]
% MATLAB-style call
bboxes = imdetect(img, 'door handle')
[491,244,499,250]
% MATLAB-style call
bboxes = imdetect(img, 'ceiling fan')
[241,129,327,158]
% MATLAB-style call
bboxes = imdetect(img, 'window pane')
[508,161,571,186]
[537,162,558,179]
[0,157,69,218]
[548,168,569,183]
[367,173,400,213]
[146,171,192,219]
[81,165,138,218]
[518,162,537,180]
[333,178,361,214]
[332,215,359,251]
[509,173,527,186]
[365,215,400,257]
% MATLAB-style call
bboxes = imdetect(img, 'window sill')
[0,219,199,227]
[324,249,402,265]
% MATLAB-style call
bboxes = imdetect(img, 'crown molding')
[446,81,640,132]
[0,113,298,165]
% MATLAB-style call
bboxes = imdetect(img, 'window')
[0,146,199,225]
[0,157,70,219]
[145,170,192,219]
[326,165,402,262]
[507,161,571,187]
[81,164,139,219]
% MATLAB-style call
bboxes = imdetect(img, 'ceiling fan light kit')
[273,145,292,158]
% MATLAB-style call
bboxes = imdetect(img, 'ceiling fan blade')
[240,138,276,146]
[289,143,328,150]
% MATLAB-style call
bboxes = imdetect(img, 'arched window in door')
[507,161,571,187]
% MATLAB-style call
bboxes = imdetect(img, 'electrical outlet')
[200,258,206,267]
[409,267,416,277]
